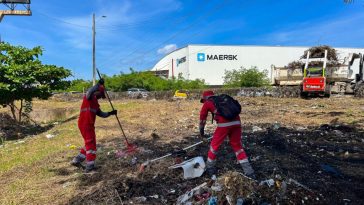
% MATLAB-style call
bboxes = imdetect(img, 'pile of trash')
[175,171,320,205]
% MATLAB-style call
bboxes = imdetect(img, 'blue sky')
[0,0,363,80]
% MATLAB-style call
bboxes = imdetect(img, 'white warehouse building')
[151,45,364,85]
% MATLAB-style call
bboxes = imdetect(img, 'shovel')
[139,135,212,172]
[97,68,138,154]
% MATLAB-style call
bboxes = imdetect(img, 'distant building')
[151,44,364,85]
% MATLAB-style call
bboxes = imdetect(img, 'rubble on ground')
[69,123,364,204]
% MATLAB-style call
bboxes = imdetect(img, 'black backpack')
[211,94,241,120]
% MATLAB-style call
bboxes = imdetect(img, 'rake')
[96,68,138,154]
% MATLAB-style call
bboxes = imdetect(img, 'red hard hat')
[200,90,214,103]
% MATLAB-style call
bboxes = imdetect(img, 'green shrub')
[223,66,270,88]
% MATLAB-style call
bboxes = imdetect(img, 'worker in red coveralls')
[71,80,117,172]
[199,90,255,178]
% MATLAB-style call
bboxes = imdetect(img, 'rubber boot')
[85,162,97,173]
[206,160,217,178]
[71,154,85,168]
[240,161,256,180]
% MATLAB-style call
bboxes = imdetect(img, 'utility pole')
[92,13,96,85]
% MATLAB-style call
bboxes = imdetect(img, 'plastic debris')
[68,144,77,149]
[148,195,159,199]
[320,164,342,177]
[169,156,206,179]
[176,182,207,205]
[194,192,211,202]
[226,195,233,205]
[211,182,222,191]
[207,196,217,205]
[46,134,55,139]
[131,157,138,165]
[115,150,127,158]
[289,178,314,193]
[236,198,244,205]
[134,196,147,202]
[259,179,275,187]
[252,126,263,132]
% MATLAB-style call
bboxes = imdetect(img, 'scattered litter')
[176,182,207,205]
[169,156,205,179]
[273,122,280,130]
[69,145,77,150]
[259,179,275,187]
[148,195,159,199]
[14,140,25,144]
[250,155,261,162]
[194,192,211,202]
[236,198,244,205]
[133,196,147,202]
[115,150,127,158]
[170,189,175,193]
[211,182,222,191]
[131,157,138,165]
[344,151,349,157]
[207,196,217,205]
[289,178,313,193]
[46,134,55,139]
[62,182,71,188]
[252,126,263,132]
[226,195,233,205]
[320,164,342,177]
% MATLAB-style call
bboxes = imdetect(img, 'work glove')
[98,78,105,85]
[108,110,117,116]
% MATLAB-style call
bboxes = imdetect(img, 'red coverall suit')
[77,94,101,166]
[199,100,248,165]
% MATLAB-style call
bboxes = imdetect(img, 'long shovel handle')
[96,68,130,145]
[143,135,213,166]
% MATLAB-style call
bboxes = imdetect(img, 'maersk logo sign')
[197,53,237,62]
[197,53,205,61]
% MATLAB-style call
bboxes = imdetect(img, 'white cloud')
[157,44,177,54]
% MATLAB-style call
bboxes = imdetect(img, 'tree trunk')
[18,100,23,122]
[9,102,17,121]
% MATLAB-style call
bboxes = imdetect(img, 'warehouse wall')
[152,45,364,85]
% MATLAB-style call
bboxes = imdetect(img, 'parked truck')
[271,51,364,97]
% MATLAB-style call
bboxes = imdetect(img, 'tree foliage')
[68,70,206,92]
[0,42,71,121]
[66,79,92,92]
[223,66,270,88]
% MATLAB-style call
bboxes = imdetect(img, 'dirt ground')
[1,96,364,204]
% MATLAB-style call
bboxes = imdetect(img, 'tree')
[223,66,270,88]
[66,79,92,92]
[0,42,71,122]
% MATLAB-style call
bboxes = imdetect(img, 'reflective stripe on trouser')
[78,124,97,162]
[80,107,98,113]
[207,125,248,161]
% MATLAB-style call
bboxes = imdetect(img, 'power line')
[97,0,212,69]
[120,0,230,67]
